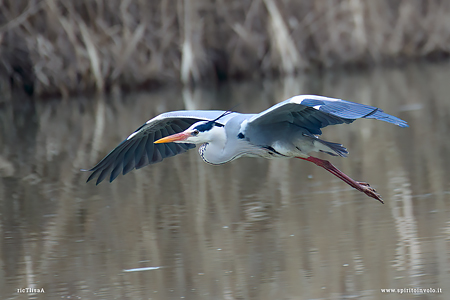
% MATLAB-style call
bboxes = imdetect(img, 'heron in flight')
[86,95,408,203]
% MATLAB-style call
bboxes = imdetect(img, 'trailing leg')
[297,156,383,203]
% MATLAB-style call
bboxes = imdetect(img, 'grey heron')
[86,95,408,203]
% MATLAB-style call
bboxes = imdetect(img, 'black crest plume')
[195,106,239,132]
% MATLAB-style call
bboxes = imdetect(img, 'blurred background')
[1,1,450,299]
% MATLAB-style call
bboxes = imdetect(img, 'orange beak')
[154,131,191,144]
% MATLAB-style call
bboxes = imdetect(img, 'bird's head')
[154,120,224,145]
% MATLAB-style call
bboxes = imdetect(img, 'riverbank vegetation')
[1,0,450,97]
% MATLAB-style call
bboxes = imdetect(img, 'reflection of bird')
[86,95,408,203]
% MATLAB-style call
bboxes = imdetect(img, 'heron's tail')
[316,139,348,157]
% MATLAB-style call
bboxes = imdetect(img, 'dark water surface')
[1,63,449,300]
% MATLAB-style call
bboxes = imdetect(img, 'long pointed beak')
[154,131,191,144]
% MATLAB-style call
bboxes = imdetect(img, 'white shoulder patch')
[289,95,339,104]
[147,112,170,124]
[147,116,160,124]
[127,131,139,140]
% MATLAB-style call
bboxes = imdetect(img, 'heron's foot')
[298,156,384,204]
[356,181,383,204]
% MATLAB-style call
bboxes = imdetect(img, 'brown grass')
[1,0,450,96]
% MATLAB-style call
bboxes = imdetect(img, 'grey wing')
[247,95,408,134]
[85,110,227,185]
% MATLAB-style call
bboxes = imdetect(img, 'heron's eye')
[192,129,200,136]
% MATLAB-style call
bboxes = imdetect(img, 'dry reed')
[1,0,450,96]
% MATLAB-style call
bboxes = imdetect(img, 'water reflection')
[1,63,450,299]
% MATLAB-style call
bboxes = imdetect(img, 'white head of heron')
[154,120,224,144]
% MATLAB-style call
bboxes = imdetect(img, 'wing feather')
[247,95,408,134]
[85,110,230,184]
[122,139,140,175]
[96,169,111,185]
[145,132,155,163]
[134,135,148,166]
[110,163,122,182]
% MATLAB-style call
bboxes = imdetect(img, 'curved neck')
[198,126,234,165]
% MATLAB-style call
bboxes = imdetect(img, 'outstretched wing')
[246,95,408,135]
[85,110,228,185]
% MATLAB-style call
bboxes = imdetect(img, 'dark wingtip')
[82,168,96,183]
[374,111,409,128]
[86,169,100,184]
[392,115,409,128]
[384,117,408,128]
